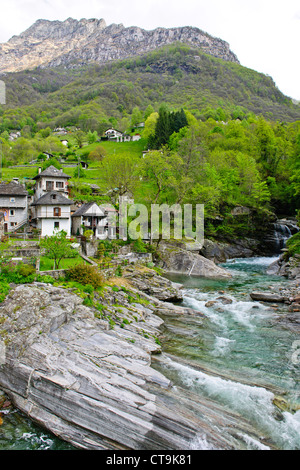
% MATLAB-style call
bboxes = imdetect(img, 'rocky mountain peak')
[9,17,108,42]
[0,18,239,73]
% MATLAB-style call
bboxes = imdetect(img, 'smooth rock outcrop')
[0,282,211,450]
[200,238,259,263]
[157,242,231,279]
[122,265,184,302]
[0,279,280,450]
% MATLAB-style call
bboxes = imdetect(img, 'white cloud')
[0,0,299,100]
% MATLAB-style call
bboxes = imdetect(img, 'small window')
[54,221,59,229]
[53,207,61,217]
[46,181,54,191]
[9,209,15,216]
[56,181,64,188]
[10,197,15,203]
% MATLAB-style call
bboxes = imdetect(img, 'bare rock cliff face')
[0,17,239,73]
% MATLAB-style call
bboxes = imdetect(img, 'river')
[154,256,300,450]
[0,256,299,450]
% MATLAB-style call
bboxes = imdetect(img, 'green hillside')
[0,43,299,241]
[1,43,300,135]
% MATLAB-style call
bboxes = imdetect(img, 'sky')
[0,0,299,100]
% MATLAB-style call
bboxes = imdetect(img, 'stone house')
[71,202,116,239]
[31,165,73,236]
[32,165,71,200]
[31,191,73,237]
[0,181,28,232]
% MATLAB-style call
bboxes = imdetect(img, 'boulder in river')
[157,241,231,279]
[250,291,287,303]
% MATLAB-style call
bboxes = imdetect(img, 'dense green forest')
[0,43,299,239]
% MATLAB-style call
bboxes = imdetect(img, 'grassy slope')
[2,139,146,185]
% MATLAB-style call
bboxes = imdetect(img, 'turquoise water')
[156,257,300,450]
[0,408,74,450]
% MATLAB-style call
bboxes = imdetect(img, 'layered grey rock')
[0,18,239,73]
[267,254,300,280]
[122,266,184,302]
[157,241,231,279]
[0,281,274,450]
[0,283,195,449]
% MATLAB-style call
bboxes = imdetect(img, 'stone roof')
[72,202,94,217]
[72,202,105,217]
[33,165,71,180]
[0,181,28,196]
[31,191,73,206]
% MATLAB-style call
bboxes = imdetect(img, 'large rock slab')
[157,242,231,279]
[0,281,279,450]
[123,266,184,302]
[0,283,204,450]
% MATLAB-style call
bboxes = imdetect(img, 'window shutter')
[54,207,61,217]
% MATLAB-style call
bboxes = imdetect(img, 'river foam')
[164,357,300,450]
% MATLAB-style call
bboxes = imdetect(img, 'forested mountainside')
[0,43,299,236]
[1,44,299,131]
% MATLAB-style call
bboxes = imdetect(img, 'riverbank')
[0,252,299,450]
[0,266,212,450]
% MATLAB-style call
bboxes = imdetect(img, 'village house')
[31,165,73,236]
[104,128,125,142]
[71,202,117,239]
[104,128,140,142]
[31,191,73,237]
[0,181,28,232]
[33,165,71,200]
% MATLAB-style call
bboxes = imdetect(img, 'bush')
[65,263,104,289]
[18,264,36,277]
[132,238,147,253]
[285,232,300,259]
[0,280,10,303]
[0,262,36,284]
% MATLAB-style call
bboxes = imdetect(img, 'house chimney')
[38,167,41,173]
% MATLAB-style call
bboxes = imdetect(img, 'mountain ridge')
[0,17,239,73]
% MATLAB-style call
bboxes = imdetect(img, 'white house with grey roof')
[33,165,71,200]
[31,165,73,236]
[31,191,73,237]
